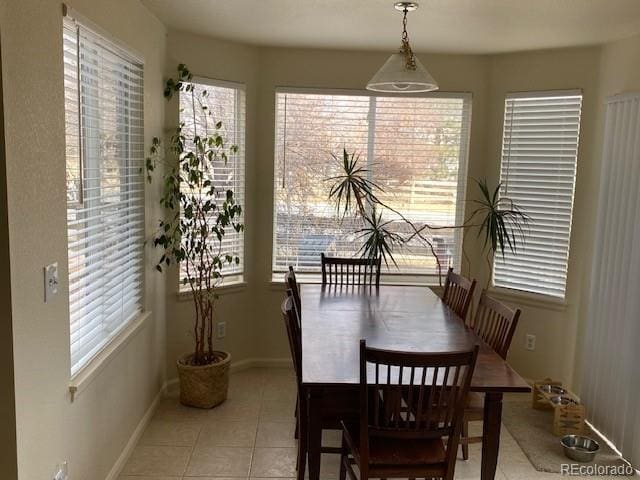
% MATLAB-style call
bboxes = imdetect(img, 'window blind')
[272,89,472,280]
[63,17,144,375]
[493,91,582,299]
[178,79,246,287]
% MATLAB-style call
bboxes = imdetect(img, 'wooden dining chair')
[442,267,476,322]
[321,253,382,287]
[281,295,358,480]
[285,266,301,318]
[339,340,479,480]
[460,292,521,460]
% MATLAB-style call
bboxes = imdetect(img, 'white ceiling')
[143,0,640,54]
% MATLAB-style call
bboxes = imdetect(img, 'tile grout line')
[181,403,204,479]
[249,375,268,478]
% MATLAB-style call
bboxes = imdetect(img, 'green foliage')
[326,149,529,283]
[356,207,403,267]
[327,148,381,218]
[147,64,244,365]
[469,178,529,257]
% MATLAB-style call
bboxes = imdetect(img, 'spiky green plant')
[326,149,529,285]
[468,178,529,285]
[356,207,403,267]
[327,149,380,219]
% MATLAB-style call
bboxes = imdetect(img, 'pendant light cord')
[400,7,417,70]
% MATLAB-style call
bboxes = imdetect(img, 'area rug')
[502,399,635,476]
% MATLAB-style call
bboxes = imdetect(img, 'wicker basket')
[177,351,231,409]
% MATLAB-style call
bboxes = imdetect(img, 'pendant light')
[367,2,438,93]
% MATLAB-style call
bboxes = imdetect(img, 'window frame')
[63,11,146,379]
[177,76,247,291]
[492,89,583,300]
[270,87,473,284]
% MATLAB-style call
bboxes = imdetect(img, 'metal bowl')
[539,384,567,395]
[561,435,600,462]
[549,395,578,406]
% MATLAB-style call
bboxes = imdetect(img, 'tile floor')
[120,367,619,480]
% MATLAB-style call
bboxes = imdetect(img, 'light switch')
[53,461,68,480]
[44,262,59,303]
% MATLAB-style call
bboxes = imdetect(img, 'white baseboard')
[104,383,167,480]
[164,357,293,395]
[231,356,292,372]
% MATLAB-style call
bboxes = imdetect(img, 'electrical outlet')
[217,321,226,339]
[44,262,59,303]
[53,461,68,480]
[525,334,536,351]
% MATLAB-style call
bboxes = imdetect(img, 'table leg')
[481,392,503,480]
[307,388,323,480]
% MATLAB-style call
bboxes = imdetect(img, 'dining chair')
[339,340,479,480]
[442,267,476,322]
[281,294,358,480]
[321,253,382,287]
[460,291,521,460]
[285,266,302,318]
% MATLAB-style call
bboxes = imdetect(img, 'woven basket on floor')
[177,351,231,409]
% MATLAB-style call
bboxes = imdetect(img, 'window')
[63,16,144,375]
[272,89,472,282]
[178,78,246,288]
[493,91,582,299]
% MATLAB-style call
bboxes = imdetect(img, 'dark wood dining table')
[301,283,530,480]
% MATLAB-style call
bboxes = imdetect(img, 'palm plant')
[471,178,529,282]
[326,148,529,286]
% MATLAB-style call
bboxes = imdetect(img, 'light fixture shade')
[366,52,438,93]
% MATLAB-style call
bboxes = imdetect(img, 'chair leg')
[296,415,307,480]
[294,397,299,439]
[462,419,470,460]
[296,392,307,480]
[339,434,347,480]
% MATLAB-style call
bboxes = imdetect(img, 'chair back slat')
[442,267,476,321]
[321,253,381,287]
[472,292,521,359]
[359,341,478,447]
[284,266,301,317]
[281,295,302,384]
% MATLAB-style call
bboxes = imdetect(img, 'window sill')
[488,286,568,312]
[69,310,152,402]
[178,281,248,301]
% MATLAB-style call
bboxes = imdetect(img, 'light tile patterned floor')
[120,367,615,480]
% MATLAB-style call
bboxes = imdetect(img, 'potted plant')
[146,64,244,408]
[327,148,529,288]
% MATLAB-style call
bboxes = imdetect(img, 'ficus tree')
[146,64,244,365]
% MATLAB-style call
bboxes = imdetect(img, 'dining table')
[300,283,530,480]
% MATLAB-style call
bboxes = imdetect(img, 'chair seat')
[343,422,446,466]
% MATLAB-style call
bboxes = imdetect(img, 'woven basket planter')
[177,351,231,409]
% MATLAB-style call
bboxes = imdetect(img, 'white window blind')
[63,16,144,375]
[178,79,246,288]
[493,91,582,299]
[272,89,471,281]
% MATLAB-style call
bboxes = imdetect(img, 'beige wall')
[0,0,166,478]
[485,46,602,386]
[164,32,614,392]
[0,29,18,479]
